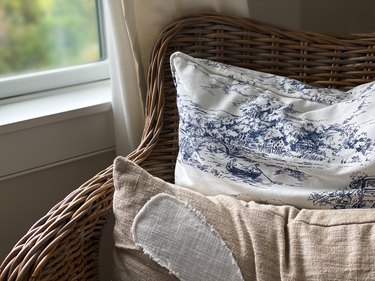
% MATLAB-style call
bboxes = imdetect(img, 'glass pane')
[0,0,103,78]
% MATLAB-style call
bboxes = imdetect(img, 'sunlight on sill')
[0,80,112,134]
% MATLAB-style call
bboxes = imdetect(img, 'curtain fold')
[105,0,251,155]
[104,0,145,156]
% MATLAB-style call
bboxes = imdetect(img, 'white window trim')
[0,79,115,181]
[0,60,110,99]
[0,0,108,100]
[0,79,112,131]
[0,0,115,181]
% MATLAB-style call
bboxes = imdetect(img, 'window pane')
[0,0,103,78]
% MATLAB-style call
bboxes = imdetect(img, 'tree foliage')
[0,0,100,76]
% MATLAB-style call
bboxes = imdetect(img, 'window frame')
[0,0,109,100]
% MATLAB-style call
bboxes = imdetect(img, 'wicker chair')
[1,13,375,281]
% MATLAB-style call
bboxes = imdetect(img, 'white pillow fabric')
[171,51,375,209]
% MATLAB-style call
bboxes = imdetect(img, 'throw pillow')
[171,51,375,209]
[113,156,375,281]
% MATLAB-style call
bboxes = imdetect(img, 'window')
[0,0,108,99]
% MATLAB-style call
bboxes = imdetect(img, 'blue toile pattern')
[171,52,375,209]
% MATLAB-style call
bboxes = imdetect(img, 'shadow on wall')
[248,0,375,35]
[301,0,375,35]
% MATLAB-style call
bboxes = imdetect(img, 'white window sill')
[0,79,112,134]
[0,80,115,180]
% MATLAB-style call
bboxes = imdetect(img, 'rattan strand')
[1,13,375,280]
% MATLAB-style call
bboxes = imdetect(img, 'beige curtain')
[104,0,252,155]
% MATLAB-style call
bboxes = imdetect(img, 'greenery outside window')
[0,0,108,99]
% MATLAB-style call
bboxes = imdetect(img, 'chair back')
[129,14,375,183]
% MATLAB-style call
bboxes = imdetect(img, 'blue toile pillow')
[170,51,375,209]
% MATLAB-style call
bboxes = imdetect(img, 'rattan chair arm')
[0,165,114,281]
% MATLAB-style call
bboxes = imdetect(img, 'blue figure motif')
[309,173,375,209]
[226,159,274,184]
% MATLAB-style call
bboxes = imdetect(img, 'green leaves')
[0,0,101,77]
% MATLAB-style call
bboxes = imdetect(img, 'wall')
[0,150,116,278]
[301,0,375,35]
[0,82,116,279]
[249,0,375,35]
[249,0,300,29]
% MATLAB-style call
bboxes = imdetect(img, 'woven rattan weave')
[1,13,375,280]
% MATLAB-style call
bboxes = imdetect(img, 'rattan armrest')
[0,144,151,281]
[0,165,114,281]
